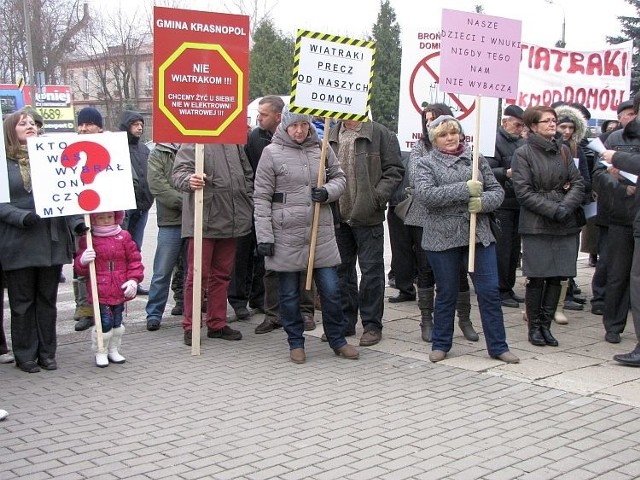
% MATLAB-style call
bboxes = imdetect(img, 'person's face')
[93,212,115,226]
[16,114,37,144]
[286,121,310,144]
[434,128,461,153]
[605,121,619,132]
[618,108,636,127]
[129,120,144,137]
[425,111,434,127]
[77,123,102,134]
[502,117,524,136]
[257,104,281,133]
[531,114,557,139]
[343,120,361,130]
[557,122,575,141]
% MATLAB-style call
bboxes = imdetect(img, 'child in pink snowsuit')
[74,211,144,367]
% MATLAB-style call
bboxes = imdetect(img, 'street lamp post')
[545,0,566,48]
[22,0,37,105]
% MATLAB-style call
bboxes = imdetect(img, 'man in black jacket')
[120,110,153,295]
[487,105,526,308]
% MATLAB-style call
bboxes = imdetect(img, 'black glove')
[554,205,571,222]
[311,187,329,203]
[257,243,275,257]
[23,212,40,227]
[74,223,90,235]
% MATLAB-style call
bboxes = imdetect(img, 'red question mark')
[60,141,111,211]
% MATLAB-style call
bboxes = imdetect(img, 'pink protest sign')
[439,9,521,98]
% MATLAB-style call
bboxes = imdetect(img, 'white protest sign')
[0,115,8,203]
[289,30,375,120]
[28,132,136,217]
[396,27,498,155]
[510,41,632,118]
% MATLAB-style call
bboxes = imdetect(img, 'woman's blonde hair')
[427,117,462,143]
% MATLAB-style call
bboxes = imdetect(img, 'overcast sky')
[148,0,634,51]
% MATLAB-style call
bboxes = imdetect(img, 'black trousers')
[387,207,416,296]
[603,224,633,334]
[494,208,521,294]
[0,263,8,355]
[6,265,61,366]
[227,228,265,311]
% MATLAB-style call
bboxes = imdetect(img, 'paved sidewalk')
[3,210,640,478]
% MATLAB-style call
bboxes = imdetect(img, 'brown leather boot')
[333,344,359,360]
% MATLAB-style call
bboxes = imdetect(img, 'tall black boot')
[525,283,546,346]
[417,287,434,342]
[540,282,561,346]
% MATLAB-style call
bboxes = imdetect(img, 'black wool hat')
[77,107,103,128]
[503,105,524,119]
[617,100,634,115]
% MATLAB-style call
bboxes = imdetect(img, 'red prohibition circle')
[408,51,476,121]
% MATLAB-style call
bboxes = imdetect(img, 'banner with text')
[396,27,498,155]
[439,9,521,98]
[153,7,249,143]
[510,41,632,118]
[289,30,375,120]
[28,132,136,217]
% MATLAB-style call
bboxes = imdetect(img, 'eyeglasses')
[536,118,557,125]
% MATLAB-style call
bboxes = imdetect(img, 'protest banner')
[439,9,522,271]
[289,30,375,288]
[153,7,249,144]
[28,132,135,217]
[509,41,633,118]
[154,7,250,354]
[396,29,498,157]
[289,30,375,120]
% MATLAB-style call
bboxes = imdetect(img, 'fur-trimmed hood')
[554,104,588,142]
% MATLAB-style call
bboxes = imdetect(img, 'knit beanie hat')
[280,106,312,130]
[77,107,103,128]
[90,210,125,225]
[427,115,464,143]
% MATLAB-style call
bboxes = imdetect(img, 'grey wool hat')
[427,115,463,143]
[280,106,312,130]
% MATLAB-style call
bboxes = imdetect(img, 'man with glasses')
[487,105,526,308]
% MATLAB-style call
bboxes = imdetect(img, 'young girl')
[74,211,144,367]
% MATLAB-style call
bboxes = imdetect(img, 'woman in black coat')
[512,106,585,347]
[0,109,84,373]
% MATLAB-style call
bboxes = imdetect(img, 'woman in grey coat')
[254,110,358,364]
[512,106,585,347]
[414,116,518,364]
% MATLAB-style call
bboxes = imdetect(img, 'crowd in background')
[2,90,640,383]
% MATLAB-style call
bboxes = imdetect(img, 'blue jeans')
[335,223,385,333]
[99,304,124,332]
[145,226,187,322]
[278,268,347,350]
[125,209,149,251]
[426,243,509,357]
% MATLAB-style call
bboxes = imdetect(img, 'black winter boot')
[540,282,561,346]
[525,283,546,346]
[417,287,434,342]
[457,290,479,342]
